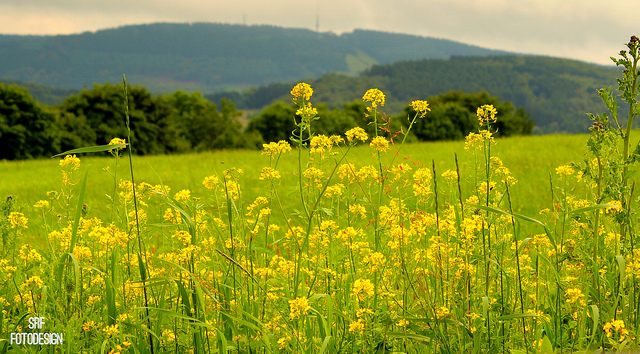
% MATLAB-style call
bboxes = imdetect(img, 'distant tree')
[60,83,171,154]
[400,91,534,141]
[55,111,96,153]
[246,102,297,144]
[0,84,59,159]
[162,91,246,151]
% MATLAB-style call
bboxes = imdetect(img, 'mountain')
[0,22,508,93]
[0,79,77,105]
[208,55,620,133]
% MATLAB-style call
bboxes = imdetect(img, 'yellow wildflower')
[441,169,458,182]
[605,200,622,215]
[555,165,575,176]
[174,189,191,202]
[349,320,365,333]
[59,154,80,170]
[296,102,318,117]
[260,167,282,181]
[291,82,313,101]
[108,138,126,156]
[413,168,432,198]
[203,175,220,190]
[352,278,375,300]
[18,244,41,262]
[410,100,430,117]
[8,212,28,229]
[603,319,629,342]
[262,140,292,157]
[82,321,97,332]
[565,288,586,306]
[362,88,385,108]
[436,306,450,319]
[345,127,368,143]
[22,276,44,290]
[477,104,497,125]
[369,136,390,152]
[73,245,92,260]
[324,184,344,198]
[288,297,311,320]
[33,200,50,209]
[102,324,120,337]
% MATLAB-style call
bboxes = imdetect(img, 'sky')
[0,0,638,66]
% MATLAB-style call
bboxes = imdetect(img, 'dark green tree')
[0,84,59,159]
[60,83,171,154]
[246,101,298,144]
[162,91,246,151]
[400,91,533,141]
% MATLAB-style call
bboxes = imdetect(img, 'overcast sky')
[1,0,637,65]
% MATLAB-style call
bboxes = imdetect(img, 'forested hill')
[209,55,620,133]
[0,22,507,93]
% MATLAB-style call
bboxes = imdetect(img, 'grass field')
[1,133,591,230]
[2,74,640,352]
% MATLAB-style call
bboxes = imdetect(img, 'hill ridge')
[0,22,508,93]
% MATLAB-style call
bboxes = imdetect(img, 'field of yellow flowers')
[2,37,640,353]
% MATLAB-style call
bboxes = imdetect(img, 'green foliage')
[0,23,504,92]
[362,56,614,133]
[60,83,170,155]
[0,83,59,159]
[246,101,298,144]
[219,55,616,134]
[399,91,533,141]
[161,91,246,152]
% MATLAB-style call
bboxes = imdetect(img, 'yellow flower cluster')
[603,319,629,342]
[59,154,80,170]
[22,275,44,290]
[102,324,120,337]
[477,104,498,125]
[108,137,126,156]
[413,168,432,198]
[290,82,313,101]
[296,103,318,117]
[309,134,343,155]
[555,165,575,176]
[345,127,368,143]
[73,245,92,260]
[464,130,494,151]
[262,140,292,158]
[410,100,430,118]
[352,278,375,300]
[324,184,344,198]
[33,200,50,209]
[288,297,311,320]
[362,88,385,108]
[8,212,28,229]
[202,175,219,190]
[18,244,42,262]
[259,167,281,181]
[369,136,390,152]
[174,189,191,202]
[565,288,586,306]
[605,200,623,215]
[436,306,450,319]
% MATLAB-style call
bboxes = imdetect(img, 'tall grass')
[1,38,640,353]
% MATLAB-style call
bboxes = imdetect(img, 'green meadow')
[2,133,590,229]
[1,38,640,354]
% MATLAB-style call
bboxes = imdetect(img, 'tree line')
[0,82,533,160]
